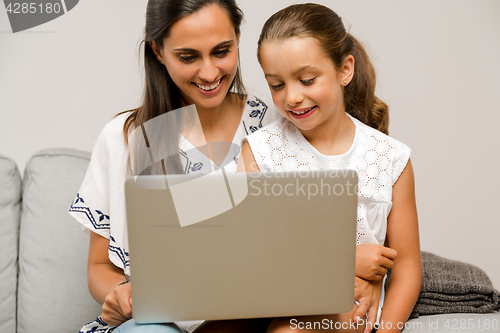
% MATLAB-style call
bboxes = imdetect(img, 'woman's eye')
[301,77,316,85]
[179,55,197,63]
[214,49,230,57]
[270,83,284,90]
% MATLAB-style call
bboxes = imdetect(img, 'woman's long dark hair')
[122,0,246,175]
[257,3,389,134]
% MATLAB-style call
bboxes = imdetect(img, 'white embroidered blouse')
[246,113,411,247]
[68,94,279,333]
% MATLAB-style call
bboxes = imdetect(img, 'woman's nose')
[198,59,219,83]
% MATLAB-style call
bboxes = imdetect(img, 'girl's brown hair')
[120,0,246,174]
[257,3,389,134]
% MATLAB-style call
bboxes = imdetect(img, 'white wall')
[1,1,499,289]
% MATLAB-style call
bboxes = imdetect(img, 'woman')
[69,1,279,332]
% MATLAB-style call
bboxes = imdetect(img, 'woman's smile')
[192,75,226,96]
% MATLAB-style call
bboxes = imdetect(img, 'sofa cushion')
[17,148,101,333]
[0,155,22,333]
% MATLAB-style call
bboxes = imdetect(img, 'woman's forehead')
[165,4,236,51]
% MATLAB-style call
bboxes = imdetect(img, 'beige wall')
[1,0,499,288]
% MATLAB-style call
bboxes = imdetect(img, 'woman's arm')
[376,159,422,333]
[88,231,133,326]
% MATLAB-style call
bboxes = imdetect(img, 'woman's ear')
[150,41,164,63]
[341,55,354,86]
[236,31,241,46]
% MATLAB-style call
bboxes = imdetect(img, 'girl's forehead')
[165,4,236,50]
[260,37,333,73]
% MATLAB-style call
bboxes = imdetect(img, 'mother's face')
[157,4,240,110]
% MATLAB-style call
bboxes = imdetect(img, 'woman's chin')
[190,88,231,109]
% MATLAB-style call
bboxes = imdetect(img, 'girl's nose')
[198,59,219,83]
[285,84,304,106]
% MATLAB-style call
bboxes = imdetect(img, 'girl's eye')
[179,55,197,63]
[214,49,230,57]
[270,83,284,90]
[301,77,316,85]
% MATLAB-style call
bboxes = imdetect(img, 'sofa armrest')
[0,155,22,333]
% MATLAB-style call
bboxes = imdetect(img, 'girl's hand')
[101,281,133,327]
[353,277,383,333]
[356,243,397,281]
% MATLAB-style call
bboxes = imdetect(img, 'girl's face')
[156,4,240,109]
[259,36,352,132]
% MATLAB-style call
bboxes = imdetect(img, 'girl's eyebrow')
[173,40,234,53]
[265,65,318,78]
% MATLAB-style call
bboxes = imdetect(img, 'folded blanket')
[410,252,500,318]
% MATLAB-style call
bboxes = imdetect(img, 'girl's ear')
[237,31,241,46]
[340,55,355,86]
[150,41,164,63]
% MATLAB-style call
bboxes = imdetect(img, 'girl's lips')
[192,76,225,96]
[288,106,317,119]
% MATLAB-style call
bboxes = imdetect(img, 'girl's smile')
[287,105,317,119]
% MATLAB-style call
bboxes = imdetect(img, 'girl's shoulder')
[349,114,411,157]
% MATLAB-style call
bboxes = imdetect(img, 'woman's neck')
[196,94,234,131]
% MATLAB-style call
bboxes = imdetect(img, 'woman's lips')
[192,76,225,96]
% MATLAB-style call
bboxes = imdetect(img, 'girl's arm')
[237,142,261,173]
[88,231,133,326]
[377,159,422,333]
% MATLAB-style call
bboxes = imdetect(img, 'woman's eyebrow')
[174,40,234,53]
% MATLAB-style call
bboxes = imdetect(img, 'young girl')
[239,4,422,333]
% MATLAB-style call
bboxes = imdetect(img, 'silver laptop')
[125,170,358,323]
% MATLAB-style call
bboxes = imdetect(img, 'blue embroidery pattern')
[191,162,203,172]
[109,236,129,268]
[250,109,260,118]
[79,316,114,333]
[69,194,110,230]
[180,148,192,174]
[244,96,268,135]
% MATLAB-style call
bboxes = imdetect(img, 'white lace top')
[246,113,411,246]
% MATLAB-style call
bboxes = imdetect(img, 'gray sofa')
[1,148,499,333]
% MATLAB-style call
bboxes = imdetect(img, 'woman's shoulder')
[86,111,135,163]
[99,112,131,139]
[93,111,134,148]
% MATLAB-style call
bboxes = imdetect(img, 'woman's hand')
[356,243,397,281]
[101,281,133,327]
[353,277,383,333]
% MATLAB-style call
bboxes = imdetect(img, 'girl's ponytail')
[344,34,389,135]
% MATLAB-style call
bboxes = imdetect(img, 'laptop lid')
[125,170,357,323]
